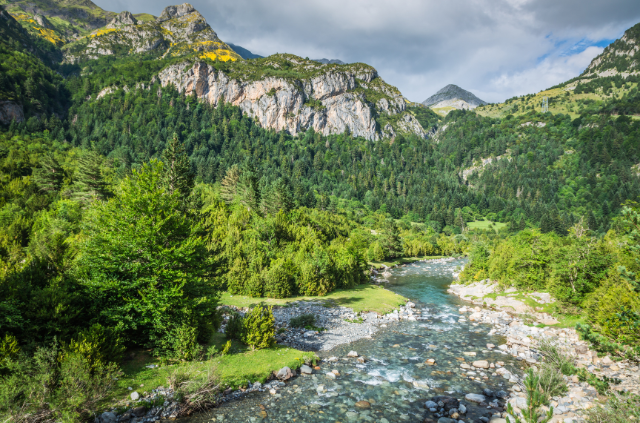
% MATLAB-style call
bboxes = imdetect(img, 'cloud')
[93,0,640,103]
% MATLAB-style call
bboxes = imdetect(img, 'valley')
[0,1,640,423]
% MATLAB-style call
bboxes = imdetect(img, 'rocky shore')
[447,281,640,423]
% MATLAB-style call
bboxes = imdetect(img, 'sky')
[94,0,640,103]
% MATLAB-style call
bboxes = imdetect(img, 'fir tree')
[72,151,110,205]
[161,133,194,200]
[32,154,64,193]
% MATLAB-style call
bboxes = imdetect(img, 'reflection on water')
[184,258,519,423]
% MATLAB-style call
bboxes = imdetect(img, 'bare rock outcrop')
[157,60,422,140]
[0,101,25,124]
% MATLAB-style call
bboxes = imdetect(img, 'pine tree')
[162,133,194,200]
[587,211,598,231]
[540,214,552,233]
[72,151,110,205]
[220,165,241,204]
[32,154,64,193]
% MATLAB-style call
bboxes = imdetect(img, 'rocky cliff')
[62,3,241,63]
[153,55,426,140]
[583,22,640,78]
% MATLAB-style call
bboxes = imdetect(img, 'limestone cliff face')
[156,59,425,140]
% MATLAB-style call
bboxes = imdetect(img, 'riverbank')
[449,281,640,423]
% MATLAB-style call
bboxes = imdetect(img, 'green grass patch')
[467,219,507,232]
[106,332,314,409]
[220,284,406,315]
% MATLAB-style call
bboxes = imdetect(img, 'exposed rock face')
[63,3,240,63]
[158,61,381,139]
[156,60,424,140]
[33,14,54,29]
[583,22,640,77]
[106,11,137,28]
[422,84,487,109]
[0,101,24,124]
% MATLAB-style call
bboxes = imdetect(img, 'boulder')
[97,412,117,423]
[300,364,312,374]
[347,351,359,357]
[132,406,146,417]
[464,393,486,403]
[276,366,294,380]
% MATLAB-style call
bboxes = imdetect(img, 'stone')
[437,418,456,423]
[98,412,117,423]
[610,365,620,371]
[458,404,466,414]
[425,400,438,409]
[347,351,359,357]
[130,391,140,401]
[332,370,340,376]
[355,400,371,409]
[300,365,312,374]
[469,312,483,321]
[602,356,614,365]
[465,393,486,403]
[487,343,495,349]
[426,359,436,365]
[326,372,336,379]
[132,406,146,417]
[463,352,477,357]
[575,345,588,354]
[276,366,294,381]
[489,419,507,423]
[473,360,490,369]
[357,357,366,363]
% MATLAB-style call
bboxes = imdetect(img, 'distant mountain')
[422,84,487,110]
[582,22,640,78]
[227,43,263,59]
[313,58,345,65]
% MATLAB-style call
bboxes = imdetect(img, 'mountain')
[314,58,346,65]
[422,84,487,114]
[2,0,117,43]
[227,43,263,59]
[62,4,242,63]
[582,22,640,78]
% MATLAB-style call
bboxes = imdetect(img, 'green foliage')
[240,305,275,350]
[289,314,315,328]
[576,323,640,361]
[61,324,125,368]
[75,160,218,349]
[224,313,244,341]
[0,342,122,423]
[506,369,555,423]
[585,392,640,423]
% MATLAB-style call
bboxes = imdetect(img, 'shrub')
[585,392,640,422]
[241,305,275,350]
[224,313,244,341]
[290,314,316,328]
[263,258,295,298]
[0,342,122,423]
[0,334,20,368]
[61,324,125,367]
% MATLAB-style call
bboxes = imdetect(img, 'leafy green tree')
[75,160,218,348]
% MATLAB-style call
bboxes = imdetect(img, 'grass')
[106,332,315,410]
[466,219,507,232]
[479,289,586,328]
[220,284,406,315]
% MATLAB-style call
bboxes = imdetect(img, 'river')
[186,258,522,422]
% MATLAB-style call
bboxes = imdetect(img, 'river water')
[188,258,522,422]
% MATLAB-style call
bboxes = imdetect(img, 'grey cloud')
[94,0,640,102]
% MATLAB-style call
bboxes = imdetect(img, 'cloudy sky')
[94,0,640,103]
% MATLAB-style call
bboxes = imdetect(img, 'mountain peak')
[157,3,196,22]
[106,11,137,28]
[422,84,487,110]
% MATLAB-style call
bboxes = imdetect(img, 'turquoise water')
[186,259,519,423]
